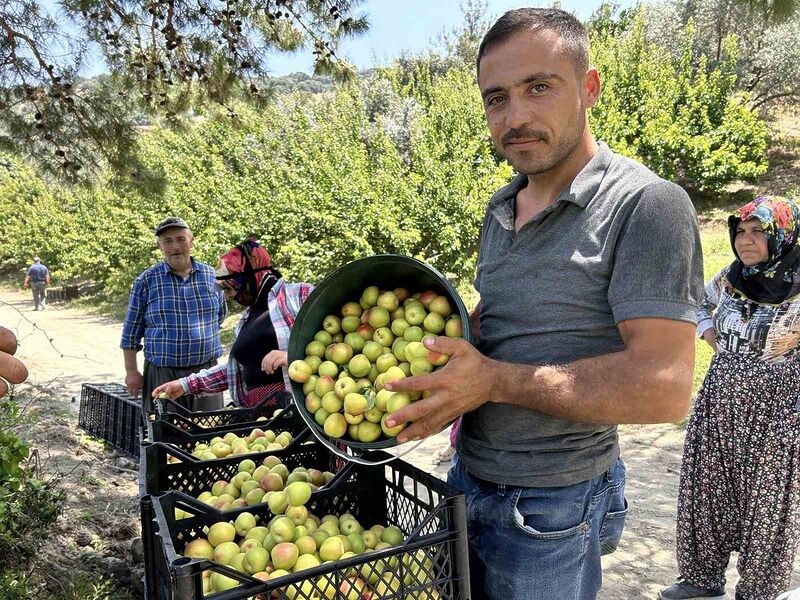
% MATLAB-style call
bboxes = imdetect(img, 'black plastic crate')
[79,383,142,457]
[150,454,469,599]
[139,437,345,499]
[144,405,308,449]
[141,495,159,600]
[139,408,338,600]
[139,408,320,502]
[152,391,292,435]
[45,287,66,303]
[140,440,353,600]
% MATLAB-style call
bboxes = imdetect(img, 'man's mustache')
[501,128,549,145]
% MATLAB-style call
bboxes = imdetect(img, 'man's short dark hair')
[477,8,589,76]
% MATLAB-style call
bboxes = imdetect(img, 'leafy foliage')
[269,71,336,95]
[0,570,122,600]
[0,5,770,297]
[0,400,29,496]
[641,0,800,108]
[0,471,64,568]
[0,68,503,296]
[0,569,29,600]
[0,398,64,570]
[54,576,122,600]
[0,0,368,179]
[590,11,768,193]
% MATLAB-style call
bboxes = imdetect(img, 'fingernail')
[423,338,433,346]
[385,383,394,391]
[398,436,407,443]
[386,419,395,427]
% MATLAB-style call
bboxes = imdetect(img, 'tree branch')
[752,90,800,110]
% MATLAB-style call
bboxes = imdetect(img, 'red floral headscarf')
[727,196,800,304]
[215,239,277,306]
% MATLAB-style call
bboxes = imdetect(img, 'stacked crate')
[78,383,141,457]
[137,400,470,599]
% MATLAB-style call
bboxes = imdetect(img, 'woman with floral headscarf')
[152,239,313,408]
[660,197,800,600]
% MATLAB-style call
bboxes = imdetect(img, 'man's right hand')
[125,370,144,397]
[151,380,184,400]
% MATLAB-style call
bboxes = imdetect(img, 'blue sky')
[42,0,638,77]
[266,0,637,75]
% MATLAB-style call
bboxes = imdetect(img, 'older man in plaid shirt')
[120,217,227,414]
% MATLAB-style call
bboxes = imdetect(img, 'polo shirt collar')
[488,142,613,230]
[556,141,612,209]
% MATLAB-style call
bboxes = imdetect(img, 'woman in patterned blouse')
[152,239,313,408]
[660,197,800,600]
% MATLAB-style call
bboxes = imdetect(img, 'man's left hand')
[384,336,495,444]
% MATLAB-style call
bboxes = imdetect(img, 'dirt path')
[1,287,127,404]
[2,286,798,599]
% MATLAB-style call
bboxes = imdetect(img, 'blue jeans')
[448,457,628,600]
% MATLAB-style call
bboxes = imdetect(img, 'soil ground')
[3,287,799,599]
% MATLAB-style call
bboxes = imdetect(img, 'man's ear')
[583,67,601,108]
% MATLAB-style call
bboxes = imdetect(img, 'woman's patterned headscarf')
[727,196,800,304]
[215,239,279,306]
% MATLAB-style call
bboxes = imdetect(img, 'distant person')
[0,325,28,397]
[153,239,313,407]
[23,256,50,311]
[661,196,800,600]
[120,217,227,414]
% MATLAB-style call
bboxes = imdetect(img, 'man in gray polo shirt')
[385,8,703,600]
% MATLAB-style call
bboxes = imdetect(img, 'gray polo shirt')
[458,142,703,488]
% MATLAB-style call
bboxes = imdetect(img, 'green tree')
[0,0,368,179]
[590,11,768,193]
[641,0,800,108]
[405,67,511,279]
[0,4,772,296]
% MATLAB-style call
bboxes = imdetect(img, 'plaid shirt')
[120,259,227,367]
[181,279,313,405]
